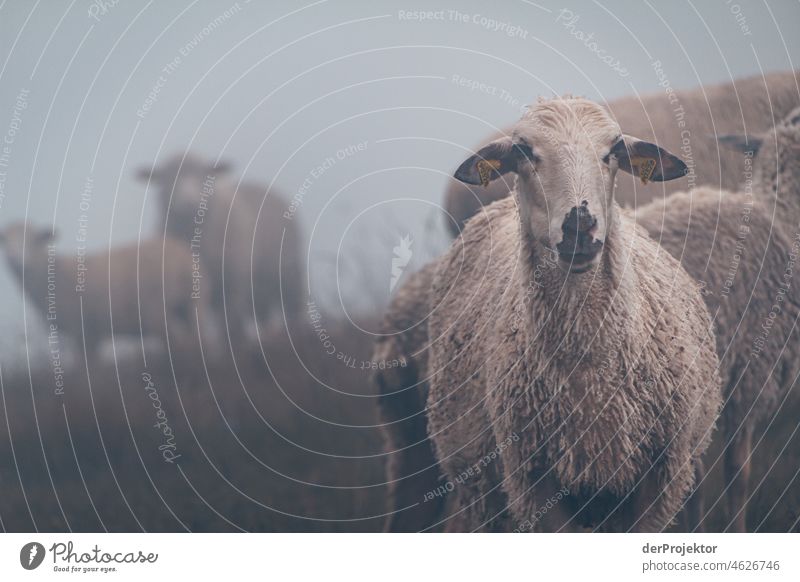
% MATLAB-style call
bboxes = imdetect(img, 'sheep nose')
[556,204,603,268]
[562,205,597,234]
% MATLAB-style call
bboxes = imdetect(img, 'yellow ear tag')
[631,156,656,184]
[476,159,502,187]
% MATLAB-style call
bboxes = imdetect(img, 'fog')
[1,0,798,359]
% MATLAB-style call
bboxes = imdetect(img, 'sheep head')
[0,222,56,270]
[454,97,687,273]
[718,106,800,207]
[136,153,232,224]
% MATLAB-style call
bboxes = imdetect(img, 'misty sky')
[0,0,798,356]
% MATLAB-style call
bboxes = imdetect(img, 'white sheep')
[138,154,305,344]
[373,261,441,531]
[634,106,800,531]
[419,97,721,532]
[0,222,204,358]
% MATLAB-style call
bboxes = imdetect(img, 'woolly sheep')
[138,154,305,343]
[373,261,442,532]
[417,97,721,532]
[634,106,800,531]
[444,70,799,237]
[0,222,203,357]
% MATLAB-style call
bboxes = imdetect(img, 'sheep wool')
[373,261,441,532]
[0,222,204,356]
[425,97,721,532]
[141,153,305,340]
[633,107,800,531]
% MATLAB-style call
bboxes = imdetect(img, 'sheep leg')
[444,481,509,532]
[275,270,304,331]
[682,461,707,532]
[488,445,581,532]
[226,306,248,347]
[375,357,442,532]
[433,447,510,533]
[724,426,752,532]
[480,425,560,531]
[192,290,221,351]
[522,471,580,533]
[215,292,246,350]
[168,301,199,355]
[617,458,680,532]
[78,334,102,366]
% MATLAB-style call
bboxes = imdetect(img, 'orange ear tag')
[476,159,502,187]
[631,156,656,184]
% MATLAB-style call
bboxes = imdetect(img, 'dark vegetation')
[0,309,798,532]
[0,321,386,532]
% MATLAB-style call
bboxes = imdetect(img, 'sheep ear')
[454,137,520,187]
[213,160,233,174]
[614,135,688,183]
[136,166,158,182]
[35,228,56,243]
[717,134,762,156]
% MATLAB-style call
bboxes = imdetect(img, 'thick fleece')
[636,189,798,434]
[373,261,442,532]
[426,201,720,532]
[633,111,800,531]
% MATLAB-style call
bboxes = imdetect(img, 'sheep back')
[634,187,800,431]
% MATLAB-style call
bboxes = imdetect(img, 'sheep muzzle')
[556,205,603,271]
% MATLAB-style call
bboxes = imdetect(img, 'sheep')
[444,70,799,237]
[138,153,305,343]
[0,222,203,358]
[418,97,722,532]
[373,261,442,531]
[633,106,800,531]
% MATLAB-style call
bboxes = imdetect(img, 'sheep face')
[454,98,688,273]
[0,222,55,271]
[718,106,800,220]
[753,108,800,196]
[137,153,231,228]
